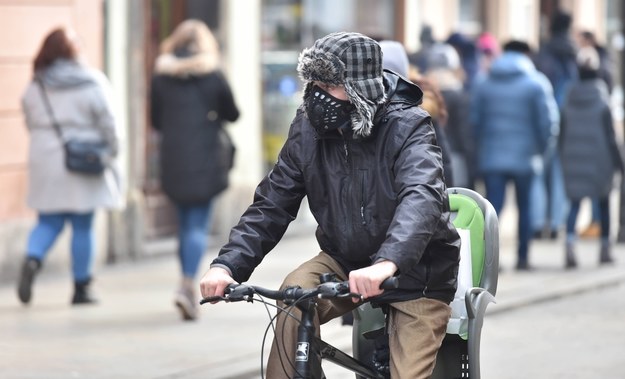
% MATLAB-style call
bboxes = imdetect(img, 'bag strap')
[35,77,65,142]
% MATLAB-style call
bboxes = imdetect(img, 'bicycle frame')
[294,299,385,379]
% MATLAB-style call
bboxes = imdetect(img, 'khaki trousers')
[266,252,451,379]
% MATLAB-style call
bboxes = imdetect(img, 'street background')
[2,203,625,378]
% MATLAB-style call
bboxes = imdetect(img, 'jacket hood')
[36,59,96,89]
[154,51,219,77]
[382,70,423,107]
[379,40,409,77]
[567,79,609,105]
[489,52,536,79]
[426,69,463,91]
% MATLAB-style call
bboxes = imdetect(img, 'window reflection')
[260,0,395,170]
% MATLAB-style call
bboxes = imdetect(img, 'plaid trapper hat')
[297,32,387,137]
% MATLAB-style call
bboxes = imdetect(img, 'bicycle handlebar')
[199,275,399,305]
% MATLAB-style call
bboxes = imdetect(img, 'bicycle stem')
[293,299,322,379]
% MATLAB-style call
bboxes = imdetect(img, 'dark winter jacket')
[535,32,579,107]
[213,72,461,304]
[150,52,239,204]
[560,79,624,199]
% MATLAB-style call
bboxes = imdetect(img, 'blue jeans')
[531,153,568,233]
[177,202,213,279]
[26,212,95,281]
[590,198,601,223]
[483,172,533,264]
[567,197,610,240]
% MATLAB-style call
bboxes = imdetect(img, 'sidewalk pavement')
[2,225,624,379]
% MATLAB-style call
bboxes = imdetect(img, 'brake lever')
[335,292,364,302]
[199,296,227,305]
[224,284,255,302]
[199,283,249,305]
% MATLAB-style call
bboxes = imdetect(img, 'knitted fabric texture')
[297,32,387,137]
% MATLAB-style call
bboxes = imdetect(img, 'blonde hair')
[160,19,219,57]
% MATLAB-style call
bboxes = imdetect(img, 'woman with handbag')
[17,27,122,306]
[150,19,240,321]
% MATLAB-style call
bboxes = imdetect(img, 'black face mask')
[304,85,353,134]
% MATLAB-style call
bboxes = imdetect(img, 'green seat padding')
[449,194,485,286]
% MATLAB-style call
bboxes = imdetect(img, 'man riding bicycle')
[200,32,460,379]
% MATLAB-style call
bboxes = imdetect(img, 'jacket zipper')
[360,171,367,226]
[422,259,431,296]
[343,138,353,232]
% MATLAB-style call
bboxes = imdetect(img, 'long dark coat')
[560,79,623,200]
[150,52,240,204]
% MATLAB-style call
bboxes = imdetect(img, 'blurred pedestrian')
[535,10,579,107]
[471,40,559,270]
[574,30,616,238]
[411,76,454,187]
[150,19,240,321]
[560,47,623,268]
[446,31,480,90]
[17,27,123,306]
[381,40,454,186]
[578,30,613,94]
[425,43,475,189]
[407,25,437,74]
[532,9,578,240]
[476,31,501,76]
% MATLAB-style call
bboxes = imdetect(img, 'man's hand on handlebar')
[348,260,398,303]
[199,267,237,303]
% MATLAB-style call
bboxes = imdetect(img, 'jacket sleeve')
[603,106,625,174]
[469,84,483,146]
[216,72,240,123]
[373,115,448,273]
[534,73,560,154]
[211,114,306,282]
[149,76,162,131]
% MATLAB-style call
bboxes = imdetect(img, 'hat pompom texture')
[297,32,387,137]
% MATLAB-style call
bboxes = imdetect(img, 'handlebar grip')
[199,296,223,305]
[380,276,399,290]
[199,283,241,305]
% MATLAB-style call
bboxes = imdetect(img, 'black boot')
[72,278,98,305]
[599,244,614,265]
[17,257,42,305]
[565,243,578,269]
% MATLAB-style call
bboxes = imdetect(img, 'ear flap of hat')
[297,48,345,85]
[345,78,387,137]
[297,32,388,138]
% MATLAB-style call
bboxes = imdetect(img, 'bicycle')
[200,273,398,379]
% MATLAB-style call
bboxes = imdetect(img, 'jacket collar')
[154,52,219,78]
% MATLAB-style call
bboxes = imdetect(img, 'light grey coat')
[21,59,123,213]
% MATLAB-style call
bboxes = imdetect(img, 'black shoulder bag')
[36,78,109,175]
